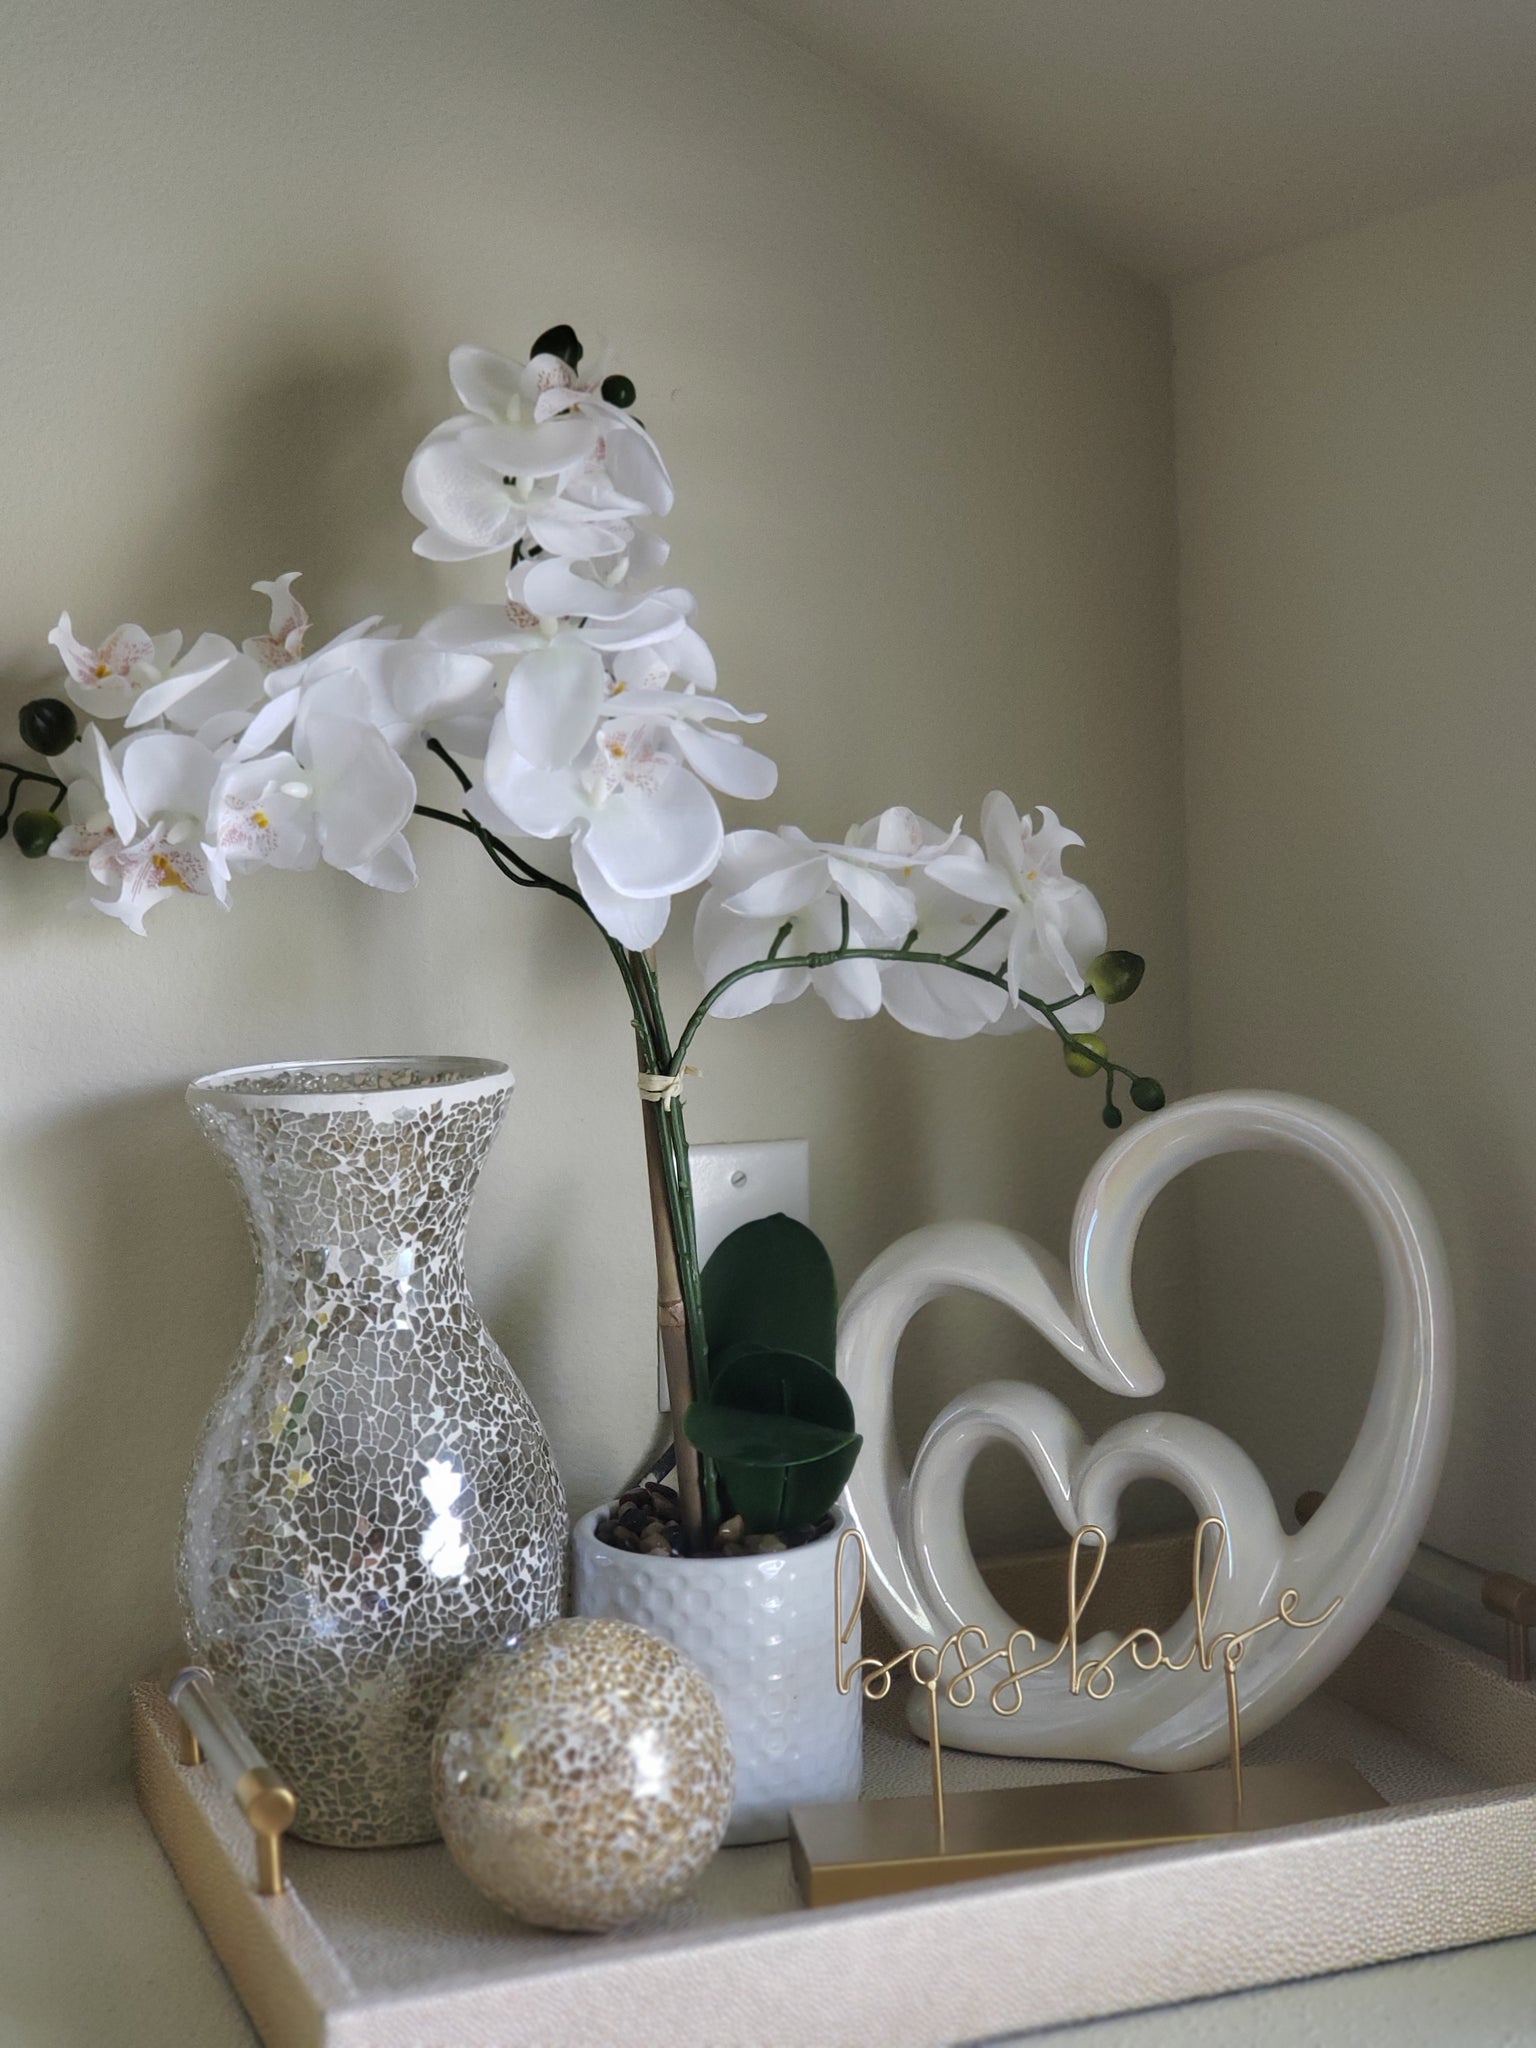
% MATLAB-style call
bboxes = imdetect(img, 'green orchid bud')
[1130,1076,1166,1113]
[600,373,636,409]
[1102,1103,1124,1129]
[1064,1032,1108,1079]
[11,809,63,858]
[530,323,582,368]
[1087,950,1145,1004]
[18,697,78,757]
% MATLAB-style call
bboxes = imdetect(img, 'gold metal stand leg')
[925,1683,946,1853]
[1223,1649,1244,1816]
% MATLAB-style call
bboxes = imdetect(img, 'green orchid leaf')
[683,1402,858,1468]
[779,1430,863,1529]
[702,1214,837,1373]
[684,1346,861,1533]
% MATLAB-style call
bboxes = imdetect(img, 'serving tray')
[132,1551,1536,2048]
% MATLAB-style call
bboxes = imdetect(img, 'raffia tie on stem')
[636,1067,700,1109]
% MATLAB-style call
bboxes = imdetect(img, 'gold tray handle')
[167,1668,296,1896]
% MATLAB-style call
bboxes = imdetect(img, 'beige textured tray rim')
[132,1610,1536,2048]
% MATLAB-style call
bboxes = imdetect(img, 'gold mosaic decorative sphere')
[432,1617,734,1932]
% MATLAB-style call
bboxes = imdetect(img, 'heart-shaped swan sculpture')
[838,1091,1453,1770]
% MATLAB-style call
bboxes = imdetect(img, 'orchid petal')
[461,783,524,846]
[90,727,138,845]
[693,894,808,1015]
[825,856,916,941]
[672,722,777,800]
[582,765,722,897]
[524,503,633,561]
[460,417,600,479]
[121,733,218,825]
[722,853,829,920]
[235,685,300,759]
[387,646,495,726]
[926,848,1018,911]
[881,959,1006,1039]
[405,436,524,554]
[521,559,647,620]
[347,831,418,892]
[505,637,606,771]
[422,604,543,656]
[411,529,507,563]
[301,716,416,870]
[448,345,526,422]
[603,420,674,515]
[243,573,309,668]
[812,954,884,1019]
[571,833,671,948]
[127,640,262,731]
[482,739,589,840]
[667,624,717,692]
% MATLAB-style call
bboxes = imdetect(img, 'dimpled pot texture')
[432,1618,734,1931]
[178,1058,568,1848]
[571,1506,862,1844]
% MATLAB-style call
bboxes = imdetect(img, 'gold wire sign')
[786,1518,1381,1907]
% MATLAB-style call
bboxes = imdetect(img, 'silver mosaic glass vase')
[177,1057,567,1848]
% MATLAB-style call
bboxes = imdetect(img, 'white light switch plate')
[657,1138,810,1410]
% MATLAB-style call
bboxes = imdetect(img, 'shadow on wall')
[0,1082,249,1795]
[0,320,442,1795]
[4,317,428,699]
[128,325,433,637]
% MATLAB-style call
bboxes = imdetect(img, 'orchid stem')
[0,761,69,835]
[672,942,1126,1082]
[415,743,715,1549]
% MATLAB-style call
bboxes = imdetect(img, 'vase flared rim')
[187,1055,512,1116]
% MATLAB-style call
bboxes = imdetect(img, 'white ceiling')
[730,0,1536,282]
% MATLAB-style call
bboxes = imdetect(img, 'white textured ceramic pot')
[571,1507,862,1844]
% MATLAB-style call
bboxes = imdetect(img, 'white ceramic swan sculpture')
[837,1091,1453,1770]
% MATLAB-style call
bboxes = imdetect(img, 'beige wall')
[1173,172,1536,1579]
[0,0,1188,1795]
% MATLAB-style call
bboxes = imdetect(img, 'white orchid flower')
[709,807,963,946]
[834,809,1004,1039]
[405,416,635,564]
[238,672,419,887]
[472,635,775,945]
[242,573,310,670]
[64,728,230,933]
[425,558,716,695]
[84,824,228,934]
[124,634,265,734]
[454,343,674,519]
[47,614,184,721]
[256,636,497,762]
[928,794,1107,1032]
[876,873,1009,1038]
[693,810,1007,1038]
[49,729,127,865]
[47,726,185,930]
[210,753,320,875]
[403,342,672,564]
[693,830,886,1020]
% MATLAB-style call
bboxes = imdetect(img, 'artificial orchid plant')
[1,320,1164,1554]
